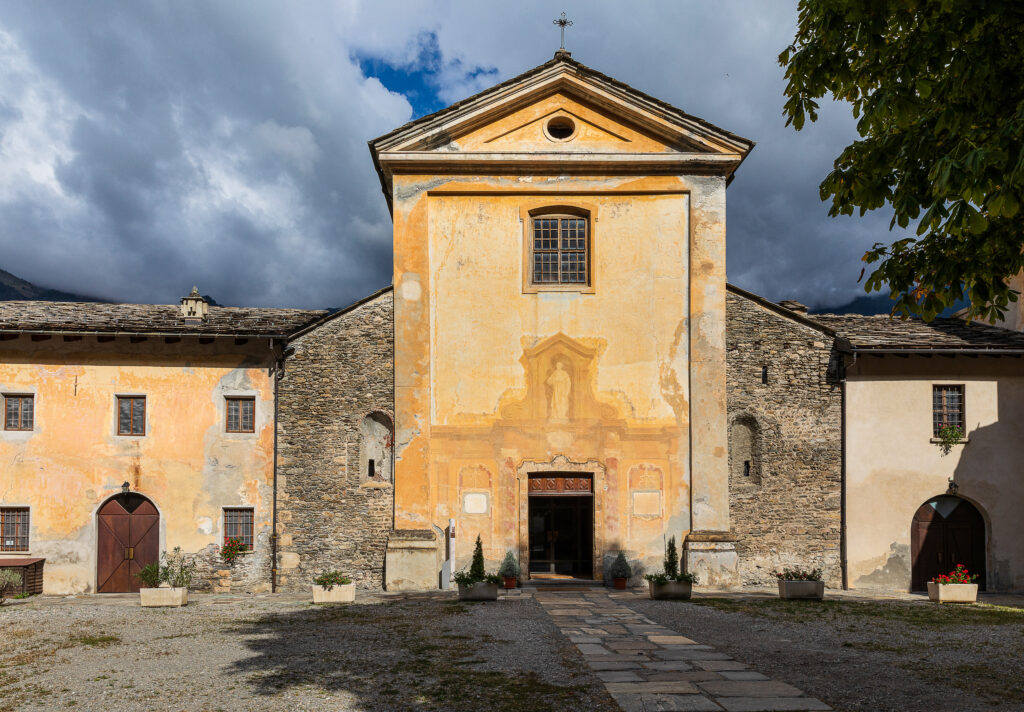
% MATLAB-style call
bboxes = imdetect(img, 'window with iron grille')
[117,396,146,436]
[3,394,33,431]
[932,385,965,437]
[226,397,255,433]
[224,508,254,549]
[531,214,589,286]
[0,508,29,552]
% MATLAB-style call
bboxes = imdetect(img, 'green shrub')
[453,535,500,586]
[135,562,162,589]
[609,551,631,579]
[773,567,823,581]
[313,571,352,590]
[0,569,22,603]
[162,547,197,588]
[664,536,679,579]
[498,551,520,578]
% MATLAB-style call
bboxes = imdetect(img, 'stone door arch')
[911,495,986,591]
[96,492,160,593]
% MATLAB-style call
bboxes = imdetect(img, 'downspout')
[839,349,856,591]
[270,345,284,593]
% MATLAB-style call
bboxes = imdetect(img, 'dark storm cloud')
[0,2,902,309]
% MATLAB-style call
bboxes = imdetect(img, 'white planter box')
[927,582,978,603]
[777,580,825,600]
[458,582,498,601]
[140,587,188,607]
[312,583,355,603]
[648,581,693,600]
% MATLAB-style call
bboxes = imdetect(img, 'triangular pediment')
[369,53,754,211]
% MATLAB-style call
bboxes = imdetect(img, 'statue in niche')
[546,361,571,420]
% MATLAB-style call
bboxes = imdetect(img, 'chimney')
[778,299,808,315]
[180,286,209,324]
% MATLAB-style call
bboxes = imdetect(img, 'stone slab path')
[535,589,831,712]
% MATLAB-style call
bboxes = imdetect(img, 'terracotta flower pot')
[927,582,978,603]
[613,577,628,590]
[502,576,517,589]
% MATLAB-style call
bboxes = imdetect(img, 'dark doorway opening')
[911,495,986,591]
[96,493,159,593]
[527,473,593,577]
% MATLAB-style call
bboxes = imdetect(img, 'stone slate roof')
[0,301,326,337]
[809,314,1024,351]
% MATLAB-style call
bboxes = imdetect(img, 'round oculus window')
[546,116,575,140]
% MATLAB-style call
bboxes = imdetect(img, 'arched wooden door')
[911,496,986,591]
[96,493,159,593]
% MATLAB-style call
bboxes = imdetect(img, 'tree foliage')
[780,1,1024,322]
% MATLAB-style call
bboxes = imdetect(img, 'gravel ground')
[0,593,617,712]
[630,596,1024,712]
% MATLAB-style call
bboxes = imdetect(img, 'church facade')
[3,54,1024,595]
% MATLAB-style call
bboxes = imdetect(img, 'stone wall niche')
[359,412,394,483]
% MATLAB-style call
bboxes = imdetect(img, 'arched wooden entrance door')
[96,493,159,593]
[911,496,986,591]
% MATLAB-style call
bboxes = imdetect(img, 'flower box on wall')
[140,587,188,607]
[777,580,825,600]
[312,583,355,604]
[927,582,978,603]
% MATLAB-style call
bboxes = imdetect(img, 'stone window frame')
[728,412,763,486]
[521,204,598,294]
[3,393,34,431]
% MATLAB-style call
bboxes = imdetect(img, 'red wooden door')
[911,496,986,591]
[97,494,159,593]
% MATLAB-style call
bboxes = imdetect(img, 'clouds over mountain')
[0,2,906,309]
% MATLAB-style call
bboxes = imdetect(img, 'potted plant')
[609,551,632,590]
[935,423,965,456]
[928,564,979,603]
[774,566,825,600]
[138,547,195,607]
[644,537,698,599]
[312,571,355,604]
[0,569,23,605]
[453,535,500,601]
[498,551,520,589]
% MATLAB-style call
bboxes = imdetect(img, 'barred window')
[0,508,29,552]
[224,508,254,549]
[3,395,33,431]
[933,385,965,437]
[226,397,255,433]
[117,396,146,436]
[531,214,589,285]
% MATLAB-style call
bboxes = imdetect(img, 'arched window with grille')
[525,207,592,291]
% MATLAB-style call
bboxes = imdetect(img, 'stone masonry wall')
[276,289,394,591]
[726,291,843,586]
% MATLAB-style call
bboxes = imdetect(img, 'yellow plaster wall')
[391,170,729,579]
[845,357,1024,591]
[0,338,276,594]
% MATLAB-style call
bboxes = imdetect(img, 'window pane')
[241,400,254,431]
[1,508,29,551]
[118,398,132,434]
[20,397,33,430]
[131,398,145,435]
[227,400,239,432]
[224,508,254,548]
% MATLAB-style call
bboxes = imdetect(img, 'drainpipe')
[270,345,284,593]
[838,349,856,591]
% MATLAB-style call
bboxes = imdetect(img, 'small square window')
[117,396,146,436]
[0,508,29,552]
[3,395,33,431]
[933,385,965,437]
[226,397,255,433]
[224,508,254,549]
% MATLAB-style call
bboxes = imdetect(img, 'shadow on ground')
[226,597,615,711]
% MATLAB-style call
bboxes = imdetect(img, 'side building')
[0,291,323,594]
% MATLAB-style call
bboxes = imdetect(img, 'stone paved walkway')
[535,589,831,712]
